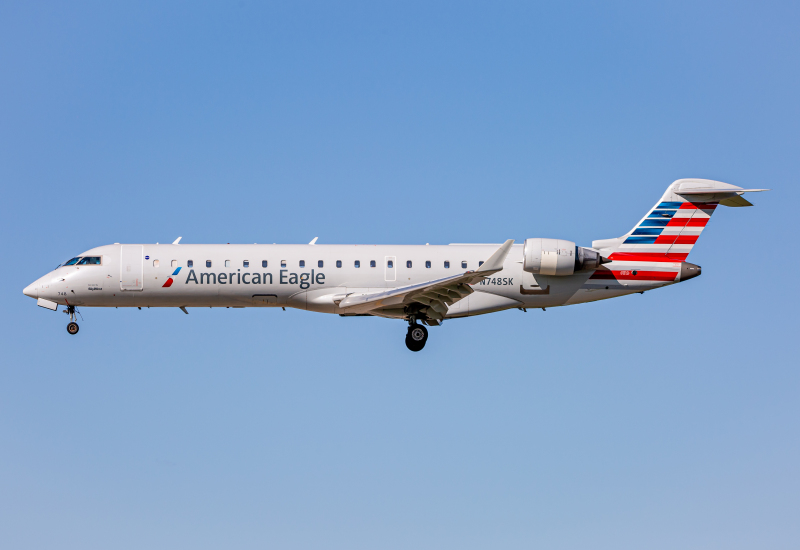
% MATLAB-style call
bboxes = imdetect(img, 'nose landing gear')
[405,322,428,352]
[64,305,80,335]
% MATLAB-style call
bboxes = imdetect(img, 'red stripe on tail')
[590,270,678,281]
[608,252,688,262]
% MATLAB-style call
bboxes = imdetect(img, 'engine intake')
[523,238,606,276]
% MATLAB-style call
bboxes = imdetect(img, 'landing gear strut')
[405,321,428,352]
[65,305,79,335]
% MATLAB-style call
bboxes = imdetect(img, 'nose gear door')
[120,245,144,291]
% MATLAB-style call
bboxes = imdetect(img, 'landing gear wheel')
[405,324,428,352]
[67,322,79,335]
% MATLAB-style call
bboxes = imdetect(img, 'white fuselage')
[24,242,684,319]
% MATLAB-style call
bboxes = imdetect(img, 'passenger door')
[120,245,144,291]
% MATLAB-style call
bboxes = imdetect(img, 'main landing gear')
[65,305,80,335]
[405,322,428,352]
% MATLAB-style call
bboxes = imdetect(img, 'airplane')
[23,179,767,351]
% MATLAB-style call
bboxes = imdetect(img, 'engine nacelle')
[523,238,605,276]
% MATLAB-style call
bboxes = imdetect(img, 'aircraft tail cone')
[680,262,702,282]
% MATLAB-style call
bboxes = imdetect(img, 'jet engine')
[522,238,606,276]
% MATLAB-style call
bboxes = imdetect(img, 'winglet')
[309,237,318,245]
[477,239,514,272]
[172,237,182,245]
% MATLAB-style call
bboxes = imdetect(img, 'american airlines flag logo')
[162,267,181,288]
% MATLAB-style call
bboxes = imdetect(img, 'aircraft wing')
[337,239,514,316]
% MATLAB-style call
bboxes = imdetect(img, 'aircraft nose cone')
[23,282,38,299]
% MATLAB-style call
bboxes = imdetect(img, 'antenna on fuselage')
[309,237,318,245]
[172,237,182,245]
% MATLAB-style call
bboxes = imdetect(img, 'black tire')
[405,324,428,351]
[405,333,425,352]
[67,322,79,335]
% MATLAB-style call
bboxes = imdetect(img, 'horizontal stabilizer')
[673,180,769,206]
[676,188,768,194]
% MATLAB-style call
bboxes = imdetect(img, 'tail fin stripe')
[655,235,698,245]
[640,219,670,227]
[624,237,658,244]
[648,210,676,218]
[658,202,684,209]
[666,217,710,227]
[607,252,689,262]
[679,202,718,210]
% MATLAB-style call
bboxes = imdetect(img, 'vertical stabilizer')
[592,179,767,262]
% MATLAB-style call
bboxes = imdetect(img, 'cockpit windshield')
[77,256,102,265]
[64,257,81,266]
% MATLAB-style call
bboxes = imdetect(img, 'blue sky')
[1,2,798,549]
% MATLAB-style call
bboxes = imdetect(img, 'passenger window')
[243,260,249,268]
[406,261,412,268]
[388,260,394,268]
[425,261,431,268]
[77,256,102,265]
[461,261,467,269]
[153,260,160,267]
[65,257,81,266]
[336,260,342,268]
[206,260,212,268]
[171,260,177,268]
[225,260,231,267]
[188,260,194,268]
[444,261,450,269]
[262,260,268,268]
[299,260,305,268]
[354,260,360,268]
[318,260,324,268]
[281,260,286,268]
[479,261,484,267]
[370,260,376,268]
